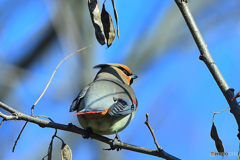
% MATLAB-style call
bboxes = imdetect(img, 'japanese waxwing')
[69,63,138,136]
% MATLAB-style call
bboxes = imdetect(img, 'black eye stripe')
[118,67,131,76]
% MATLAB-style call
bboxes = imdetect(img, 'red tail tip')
[72,112,85,115]
[72,110,105,115]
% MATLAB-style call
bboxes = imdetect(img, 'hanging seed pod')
[88,0,106,45]
[111,0,120,40]
[101,3,115,47]
[61,143,72,160]
[210,122,225,153]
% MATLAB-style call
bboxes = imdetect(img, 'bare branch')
[174,0,240,139]
[0,119,4,127]
[0,101,180,160]
[211,107,230,115]
[0,102,19,114]
[43,128,57,160]
[145,113,162,151]
[12,122,28,152]
[0,112,18,120]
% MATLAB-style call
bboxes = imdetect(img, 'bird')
[69,63,138,139]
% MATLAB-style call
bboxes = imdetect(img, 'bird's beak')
[129,74,138,85]
[131,74,138,79]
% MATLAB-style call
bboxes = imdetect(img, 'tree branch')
[145,113,162,151]
[174,0,240,138]
[0,101,180,160]
[12,122,28,152]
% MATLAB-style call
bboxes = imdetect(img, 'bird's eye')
[123,70,128,75]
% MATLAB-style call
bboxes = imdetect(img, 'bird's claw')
[104,133,121,151]
[82,127,93,139]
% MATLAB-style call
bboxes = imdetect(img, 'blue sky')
[0,0,240,160]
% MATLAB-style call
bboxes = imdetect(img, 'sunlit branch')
[174,0,240,139]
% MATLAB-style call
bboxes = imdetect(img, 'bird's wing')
[108,97,137,116]
[69,85,91,112]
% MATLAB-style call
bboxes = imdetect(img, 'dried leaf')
[111,0,120,40]
[88,0,106,45]
[61,143,72,160]
[210,122,219,141]
[101,4,115,47]
[215,139,224,153]
[210,122,225,153]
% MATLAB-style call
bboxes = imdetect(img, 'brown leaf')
[101,4,115,47]
[111,0,120,40]
[210,122,225,153]
[210,122,219,141]
[88,0,106,45]
[61,143,72,160]
[215,139,224,153]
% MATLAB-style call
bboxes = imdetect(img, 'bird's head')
[93,63,138,85]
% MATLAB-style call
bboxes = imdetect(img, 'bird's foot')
[82,127,93,139]
[114,132,121,142]
[104,132,121,151]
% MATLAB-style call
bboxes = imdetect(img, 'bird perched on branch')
[70,63,138,138]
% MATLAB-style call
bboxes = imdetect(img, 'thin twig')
[12,121,28,152]
[43,128,58,160]
[31,45,92,116]
[47,135,54,160]
[211,107,230,115]
[37,115,54,122]
[55,135,64,143]
[0,118,5,127]
[232,91,240,101]
[212,114,215,123]
[42,155,48,160]
[145,113,162,151]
